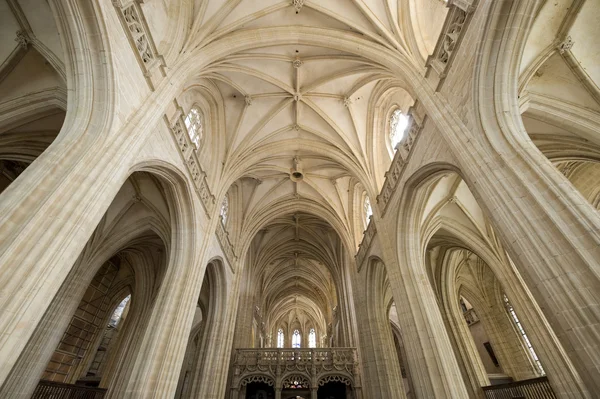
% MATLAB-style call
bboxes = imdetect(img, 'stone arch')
[239,374,275,388]
[281,372,311,389]
[318,373,354,387]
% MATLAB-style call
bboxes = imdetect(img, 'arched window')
[184,106,203,149]
[503,294,544,375]
[292,329,301,348]
[308,328,316,348]
[277,328,284,348]
[109,295,131,327]
[389,109,410,150]
[220,195,229,224]
[364,195,373,227]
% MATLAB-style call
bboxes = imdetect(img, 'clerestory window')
[277,328,284,348]
[220,195,229,224]
[503,294,545,375]
[184,106,203,149]
[389,109,410,150]
[308,328,316,348]
[364,195,373,227]
[292,329,301,348]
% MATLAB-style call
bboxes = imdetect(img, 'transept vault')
[0,0,599,398]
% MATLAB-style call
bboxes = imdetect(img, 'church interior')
[0,0,599,398]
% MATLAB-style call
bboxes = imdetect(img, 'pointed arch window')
[503,294,544,375]
[389,109,410,150]
[184,106,203,149]
[277,328,285,348]
[109,295,131,327]
[292,329,301,348]
[364,195,373,227]
[220,195,229,224]
[308,328,316,348]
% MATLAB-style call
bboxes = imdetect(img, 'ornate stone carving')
[343,96,352,108]
[292,57,303,68]
[216,217,238,272]
[425,2,476,90]
[231,348,357,391]
[166,112,216,216]
[114,1,166,90]
[558,36,574,54]
[356,217,376,271]
[240,374,274,386]
[15,30,29,49]
[319,374,352,386]
[292,0,304,13]
[122,5,154,64]
[438,8,467,65]
[245,95,253,106]
[377,116,425,214]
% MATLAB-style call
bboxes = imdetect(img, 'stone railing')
[113,0,166,91]
[230,348,359,396]
[356,216,376,272]
[425,0,477,90]
[217,216,237,271]
[165,111,216,216]
[377,116,424,214]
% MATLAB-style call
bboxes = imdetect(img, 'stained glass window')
[308,328,316,348]
[389,109,409,150]
[277,328,284,348]
[184,106,203,149]
[292,329,301,348]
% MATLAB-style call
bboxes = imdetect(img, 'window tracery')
[220,195,229,224]
[292,329,301,348]
[184,106,203,149]
[389,109,410,150]
[277,328,285,348]
[308,328,316,348]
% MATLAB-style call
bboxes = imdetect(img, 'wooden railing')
[31,380,107,399]
[482,376,557,399]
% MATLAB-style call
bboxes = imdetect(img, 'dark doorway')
[318,381,347,399]
[245,382,275,399]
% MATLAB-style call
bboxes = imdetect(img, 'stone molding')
[217,216,238,273]
[377,113,426,214]
[425,0,477,91]
[355,216,376,272]
[164,109,216,216]
[113,0,166,91]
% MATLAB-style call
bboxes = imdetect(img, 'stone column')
[275,387,281,399]
[351,262,406,399]
[119,220,208,398]
[189,264,243,399]
[310,387,318,398]
[377,228,470,398]
[410,2,600,393]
